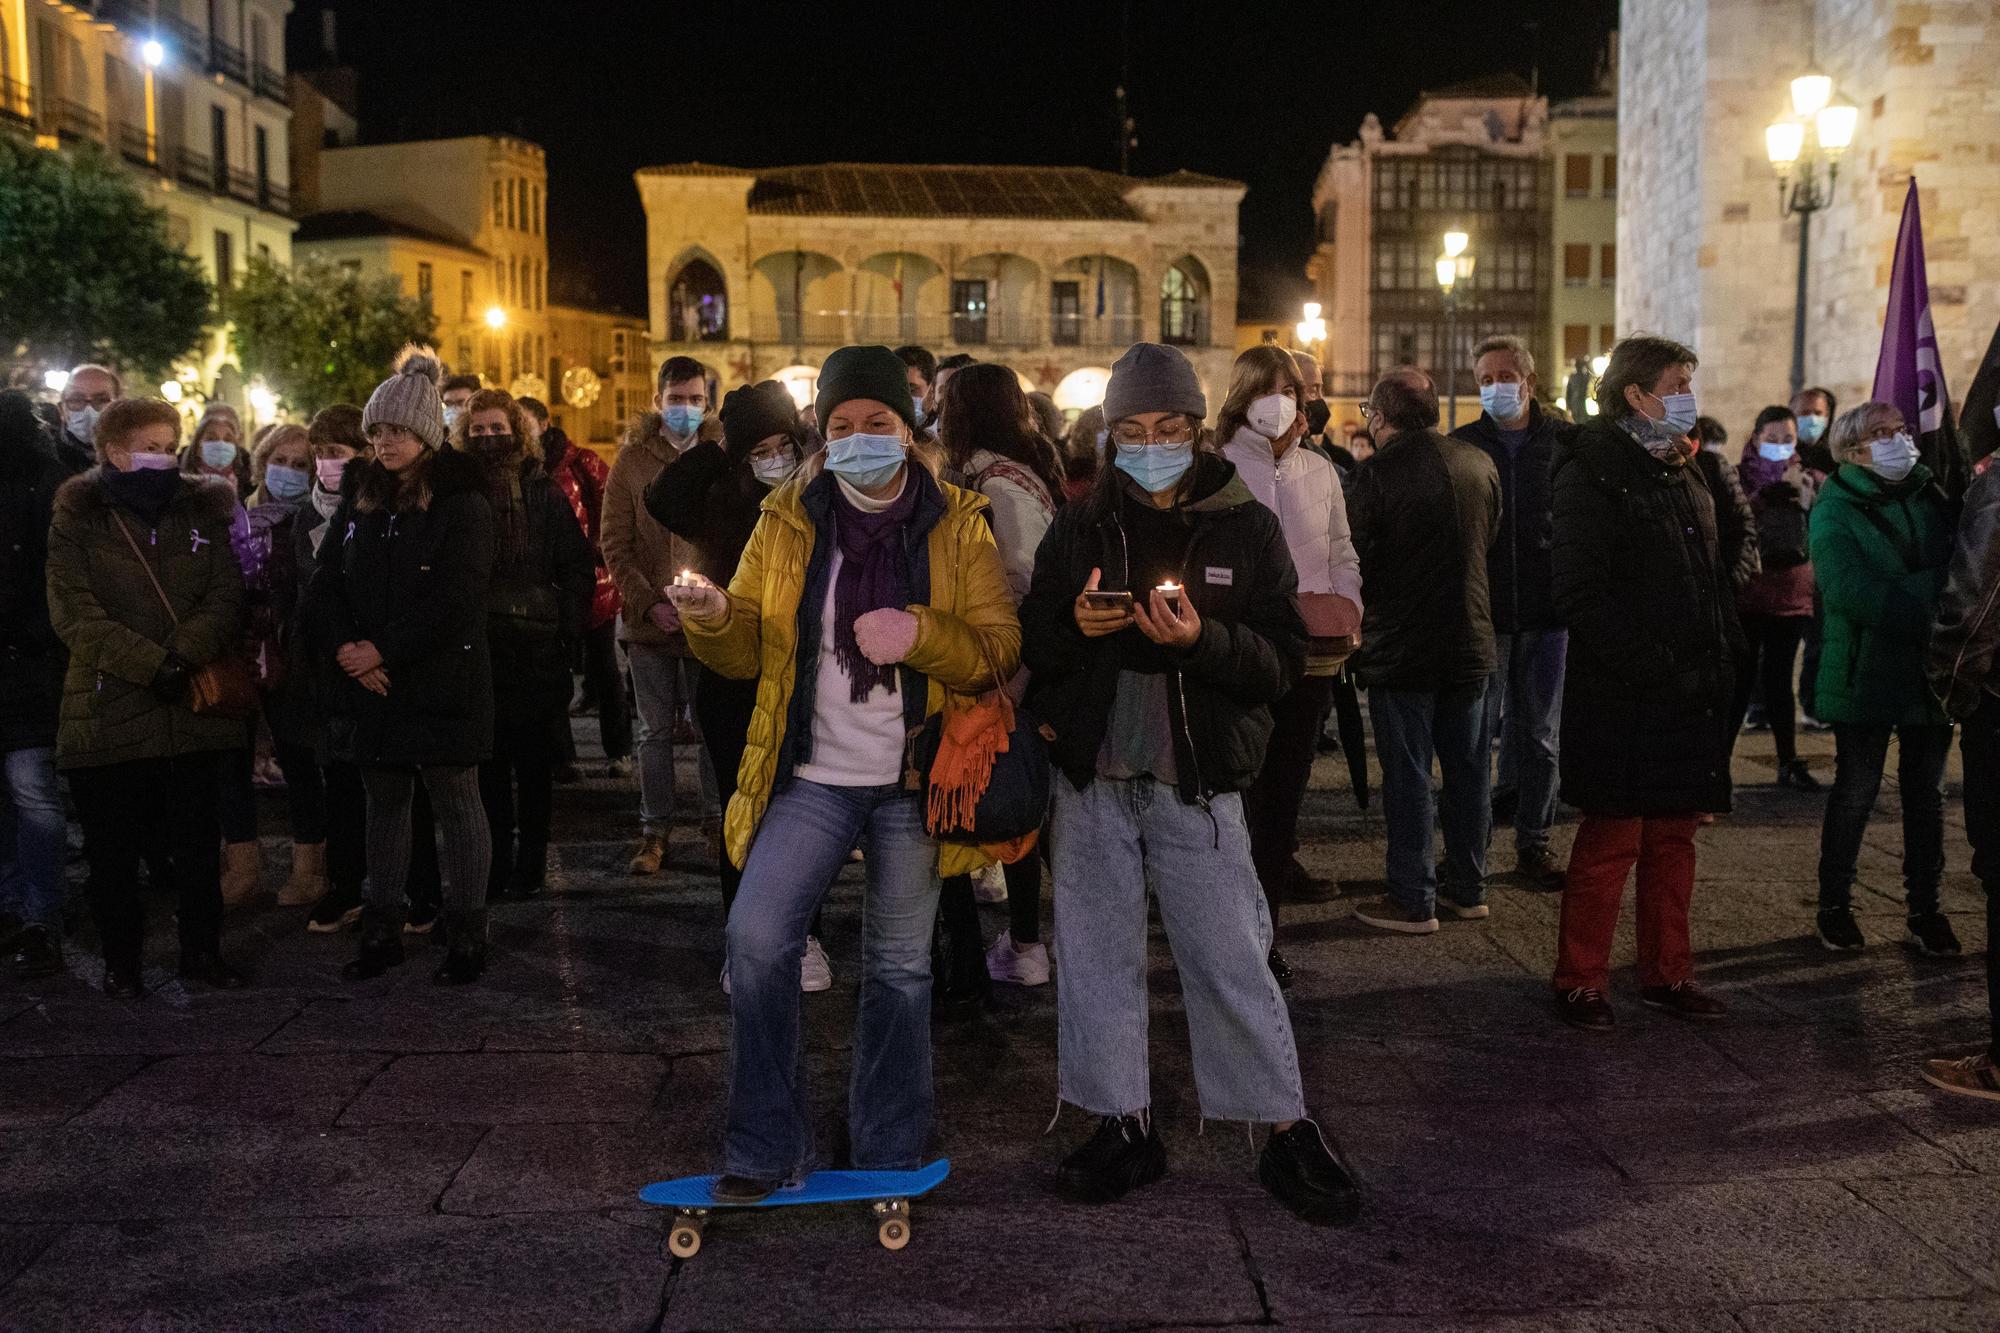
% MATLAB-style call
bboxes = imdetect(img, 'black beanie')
[814,345,917,433]
[720,381,802,460]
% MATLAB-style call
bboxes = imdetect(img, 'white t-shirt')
[793,476,911,787]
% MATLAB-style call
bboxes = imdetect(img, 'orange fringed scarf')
[925,692,1038,864]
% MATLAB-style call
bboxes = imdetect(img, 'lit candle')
[1155,581,1183,613]
[673,569,697,588]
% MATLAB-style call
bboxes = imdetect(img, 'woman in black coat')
[0,390,69,979]
[1549,335,1740,1032]
[457,389,593,901]
[310,350,496,985]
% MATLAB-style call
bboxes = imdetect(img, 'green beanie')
[814,346,917,433]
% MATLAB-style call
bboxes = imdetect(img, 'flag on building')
[1960,316,2000,471]
[1871,177,1966,496]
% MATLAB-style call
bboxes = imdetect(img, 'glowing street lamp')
[1767,71,1857,396]
[484,305,508,330]
[43,369,69,393]
[141,39,165,68]
[1436,230,1475,428]
[1294,301,1327,348]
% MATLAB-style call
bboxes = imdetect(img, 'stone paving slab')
[443,1122,716,1216]
[659,1200,1265,1331]
[1,1215,665,1331]
[73,1052,387,1129]
[1570,1094,1968,1183]
[0,1055,145,1128]
[336,1052,667,1126]
[1386,1026,1760,1101]
[0,1124,483,1220]
[0,993,301,1057]
[1242,1179,1978,1319]
[1843,1176,2000,1292]
[1735,1297,2000,1331]
[0,1224,58,1288]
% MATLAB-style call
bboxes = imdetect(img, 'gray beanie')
[363,346,447,448]
[1102,342,1206,424]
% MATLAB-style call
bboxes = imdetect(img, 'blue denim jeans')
[1051,777,1305,1123]
[1482,630,1567,853]
[0,747,66,932]
[1371,682,1491,915]
[724,778,940,1180]
[1816,722,1952,914]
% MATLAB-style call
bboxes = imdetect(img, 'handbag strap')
[110,511,181,630]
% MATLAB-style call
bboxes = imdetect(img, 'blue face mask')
[1796,414,1827,444]
[199,438,239,469]
[824,432,907,491]
[1479,382,1524,421]
[1114,441,1195,494]
[263,462,310,500]
[1757,441,1794,463]
[1654,392,1698,435]
[662,404,703,440]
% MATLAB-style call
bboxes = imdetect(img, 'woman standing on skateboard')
[663,345,1020,1200]
[1017,342,1360,1225]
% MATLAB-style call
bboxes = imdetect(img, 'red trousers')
[1554,813,1699,993]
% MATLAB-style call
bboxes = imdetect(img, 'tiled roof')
[637,163,1245,220]
[293,208,486,256]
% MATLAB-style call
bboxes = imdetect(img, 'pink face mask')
[315,458,349,489]
[123,451,179,472]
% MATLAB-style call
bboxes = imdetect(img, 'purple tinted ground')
[1,723,1995,1331]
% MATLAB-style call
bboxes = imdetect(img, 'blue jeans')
[724,778,940,1180]
[1051,777,1305,1123]
[1816,722,1952,914]
[0,747,65,933]
[1371,682,1491,914]
[1482,630,1567,853]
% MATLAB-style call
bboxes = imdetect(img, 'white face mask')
[1866,431,1919,482]
[65,405,100,445]
[1246,392,1298,441]
[750,453,794,487]
[443,404,464,431]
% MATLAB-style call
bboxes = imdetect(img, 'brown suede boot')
[220,840,264,906]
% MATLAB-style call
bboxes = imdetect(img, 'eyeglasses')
[61,392,115,411]
[1110,420,1197,448]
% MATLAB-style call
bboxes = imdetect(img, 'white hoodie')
[1222,427,1363,609]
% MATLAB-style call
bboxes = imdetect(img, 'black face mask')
[469,433,516,455]
[101,464,183,516]
[1304,399,1332,435]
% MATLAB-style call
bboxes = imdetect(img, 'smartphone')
[1081,589,1135,612]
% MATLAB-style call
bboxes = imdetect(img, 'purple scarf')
[1738,449,1794,496]
[830,478,918,701]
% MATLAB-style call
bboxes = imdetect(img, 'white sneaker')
[986,932,1051,986]
[973,862,1009,904]
[801,936,833,992]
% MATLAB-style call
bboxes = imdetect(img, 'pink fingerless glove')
[854,608,920,666]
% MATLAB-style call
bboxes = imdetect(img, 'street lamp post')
[1766,73,1857,398]
[1436,230,1472,429]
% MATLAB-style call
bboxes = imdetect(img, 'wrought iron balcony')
[253,64,288,103]
[54,99,104,143]
[208,39,247,86]
[118,122,157,167]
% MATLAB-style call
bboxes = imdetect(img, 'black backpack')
[1756,486,1811,569]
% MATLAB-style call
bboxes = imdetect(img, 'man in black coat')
[1452,336,1572,890]
[1346,368,1501,934]
[0,391,69,978]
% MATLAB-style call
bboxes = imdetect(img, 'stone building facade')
[1620,0,2000,434]
[633,162,1245,413]
[1549,90,1619,375]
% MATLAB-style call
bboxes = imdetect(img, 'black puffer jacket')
[1347,426,1501,690]
[308,449,496,768]
[1452,402,1569,635]
[0,410,68,752]
[1692,447,1762,594]
[1021,454,1306,804]
[1552,418,1739,816]
[640,439,766,585]
[480,454,595,720]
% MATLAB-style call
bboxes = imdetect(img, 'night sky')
[288,0,1618,321]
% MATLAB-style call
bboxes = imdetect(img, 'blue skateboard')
[640,1159,950,1256]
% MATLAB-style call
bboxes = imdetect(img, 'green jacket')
[47,469,247,769]
[1807,463,1954,726]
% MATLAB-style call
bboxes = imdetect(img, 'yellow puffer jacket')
[683,468,1022,876]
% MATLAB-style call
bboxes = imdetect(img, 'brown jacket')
[602,412,701,649]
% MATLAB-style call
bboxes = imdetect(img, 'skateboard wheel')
[877,1217,910,1251]
[668,1224,703,1259]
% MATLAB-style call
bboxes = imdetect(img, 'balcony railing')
[208,39,248,86]
[174,146,213,189]
[162,15,204,59]
[740,311,1148,350]
[54,99,104,143]
[118,121,157,167]
[0,76,31,131]
[253,64,288,103]
[259,179,290,216]
[225,167,258,204]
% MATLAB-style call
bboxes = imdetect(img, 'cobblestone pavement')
[1,724,1996,1331]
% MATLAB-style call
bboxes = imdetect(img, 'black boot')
[342,906,406,980]
[1055,1113,1167,1203]
[11,925,62,980]
[433,911,488,985]
[179,948,248,990]
[511,843,547,899]
[1259,1118,1361,1226]
[101,958,145,999]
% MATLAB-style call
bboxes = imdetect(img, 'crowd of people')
[2,324,1998,1230]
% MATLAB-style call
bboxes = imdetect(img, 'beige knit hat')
[363,345,447,448]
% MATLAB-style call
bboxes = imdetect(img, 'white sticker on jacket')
[1206,566,1234,586]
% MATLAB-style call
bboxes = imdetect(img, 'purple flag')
[1872,178,1966,495]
